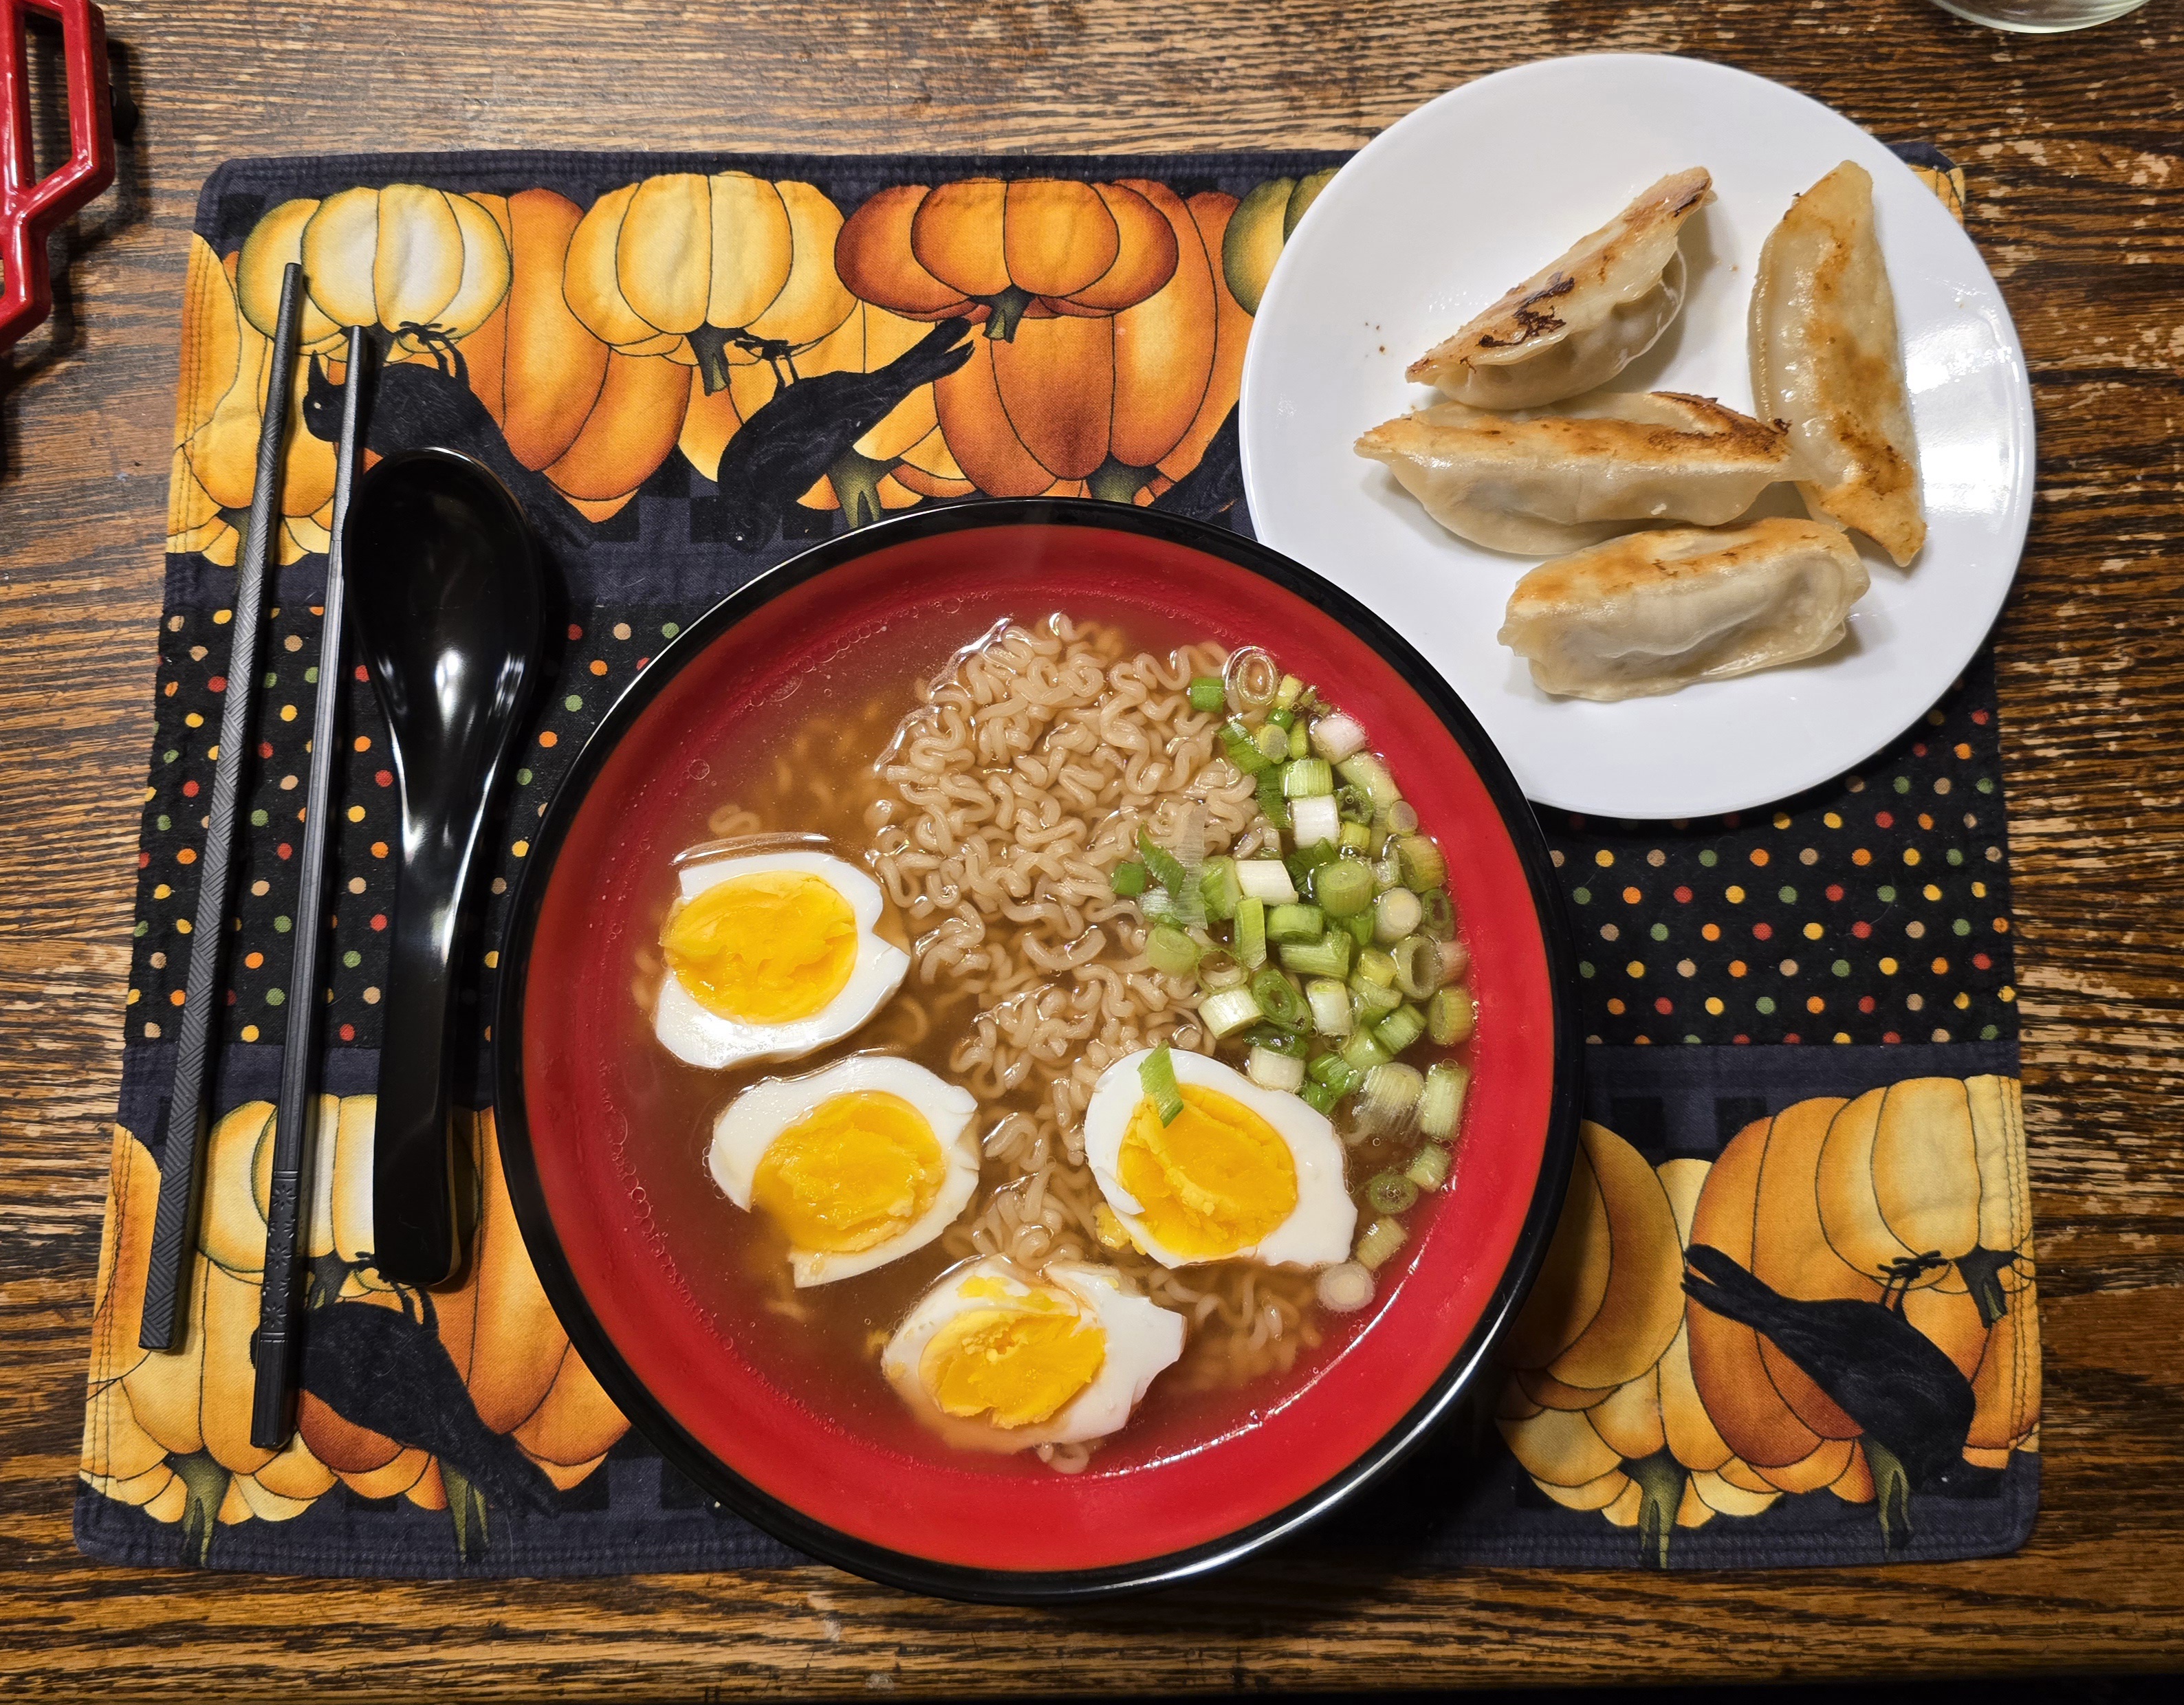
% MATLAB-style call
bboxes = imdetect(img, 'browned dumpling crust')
[1749,160,1926,568]
[1408,168,1714,410]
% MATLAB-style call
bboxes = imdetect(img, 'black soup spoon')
[345,448,546,1286]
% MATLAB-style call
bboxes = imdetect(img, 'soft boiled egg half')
[655,849,909,1070]
[710,1055,981,1286]
[1083,1049,1355,1269]
[880,1258,1186,1452]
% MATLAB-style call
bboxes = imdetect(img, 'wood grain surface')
[3,0,2181,1695]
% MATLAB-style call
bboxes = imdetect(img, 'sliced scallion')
[1146,924,1201,978]
[1344,910,1375,947]
[1355,1216,1408,1271]
[1338,820,1372,853]
[1419,888,1456,940]
[1256,769,1289,830]
[1188,676,1226,714]
[1393,934,1441,1000]
[1316,1261,1375,1311]
[1247,1046,1307,1093]
[1305,977,1354,1037]
[1406,1140,1453,1191]
[1267,903,1324,943]
[1385,800,1421,835]
[1419,1062,1470,1140]
[1359,1061,1425,1128]
[1221,720,1270,776]
[1254,723,1289,763]
[1335,782,1374,824]
[1426,984,1476,1046]
[1309,1053,1363,1093]
[1274,673,1304,710]
[1366,1170,1419,1215]
[1282,758,1331,798]
[1397,834,1448,890]
[1375,1003,1427,1055]
[1287,722,1310,760]
[1301,1081,1342,1116]
[1235,896,1267,970]
[1199,856,1241,921]
[1199,985,1264,1040]
[1251,967,1309,1031]
[1137,826,1190,896]
[1336,752,1403,813]
[1289,793,1340,849]
[1111,860,1148,898]
[1437,935,1471,981]
[1285,839,1336,887]
[1313,858,1374,918]
[1139,1044,1185,1125]
[1341,1031,1393,1074]
[1355,947,1399,989]
[1236,859,1298,905]
[1243,1023,1311,1059]
[1350,980,1401,1023]
[1309,711,1368,764]
[1374,886,1423,944]
[1267,705,1296,732]
[1279,930,1352,980]
[1199,950,1249,991]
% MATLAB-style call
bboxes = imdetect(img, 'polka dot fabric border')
[1547,651,2016,1048]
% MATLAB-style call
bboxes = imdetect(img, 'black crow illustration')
[296,1297,560,1515]
[706,316,974,551]
[1151,404,1244,526]
[1683,1244,1999,1499]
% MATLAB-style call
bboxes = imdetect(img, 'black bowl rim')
[492,497,1581,1605]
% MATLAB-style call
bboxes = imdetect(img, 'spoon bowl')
[345,448,546,1286]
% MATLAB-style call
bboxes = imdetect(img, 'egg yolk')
[751,1092,945,1253]
[1117,1084,1298,1260]
[662,870,858,1024]
[919,1293,1106,1429]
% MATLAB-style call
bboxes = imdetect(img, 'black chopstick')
[250,325,369,1447]
[139,262,307,1352]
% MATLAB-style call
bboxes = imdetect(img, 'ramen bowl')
[494,499,1579,1601]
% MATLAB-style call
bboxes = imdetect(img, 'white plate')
[1240,54,2033,819]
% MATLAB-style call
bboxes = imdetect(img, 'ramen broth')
[604,597,1478,1466]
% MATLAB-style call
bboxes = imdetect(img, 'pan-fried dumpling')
[1408,168,1714,409]
[1354,392,1791,555]
[1498,516,1870,701]
[1750,161,1925,568]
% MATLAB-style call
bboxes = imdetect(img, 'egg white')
[880,1258,1186,1451]
[1083,1048,1356,1270]
[653,850,909,1071]
[709,1055,982,1286]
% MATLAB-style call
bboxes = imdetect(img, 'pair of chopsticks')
[135,261,371,1451]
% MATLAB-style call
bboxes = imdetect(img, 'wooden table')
[5,0,2181,1694]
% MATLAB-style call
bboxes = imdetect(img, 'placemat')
[77,144,2035,1578]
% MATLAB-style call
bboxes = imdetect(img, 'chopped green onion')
[1309,1053,1362,1092]
[1235,896,1267,970]
[1406,1140,1454,1191]
[1256,769,1289,829]
[1283,758,1334,799]
[1374,846,1404,892]
[1386,801,1421,835]
[1419,1062,1470,1140]
[1335,783,1374,825]
[1251,967,1309,1030]
[1366,1171,1420,1215]
[1313,858,1374,918]
[1267,705,1296,731]
[1374,886,1423,945]
[1146,924,1201,978]
[1188,676,1227,714]
[1287,723,1310,760]
[1317,1261,1375,1310]
[1285,839,1336,888]
[1236,859,1298,905]
[1225,646,1279,710]
[1351,980,1401,1023]
[1355,947,1399,989]
[1375,1003,1427,1055]
[1139,1045,1185,1125]
[1309,711,1368,763]
[1301,1081,1343,1116]
[1279,930,1353,980]
[1419,888,1456,940]
[1199,950,1249,991]
[1338,820,1372,853]
[1243,1024,1311,1059]
[1255,723,1289,763]
[1438,937,1471,982]
[1111,860,1148,898]
[1200,985,1264,1040]
[1393,934,1441,1000]
[1305,977,1354,1036]
[1137,826,1189,895]
[1427,985,1476,1046]
[1397,834,1448,890]
[1336,752,1402,813]
[1199,856,1241,921]
[1274,673,1304,710]
[1267,903,1324,943]
[1355,1216,1408,1271]
[1247,1046,1307,1094]
[1359,1062,1425,1131]
[1341,1031,1392,1074]
[1344,912,1375,947]
[1221,720,1270,776]
[1290,794,1340,848]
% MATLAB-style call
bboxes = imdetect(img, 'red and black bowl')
[492,499,1580,1603]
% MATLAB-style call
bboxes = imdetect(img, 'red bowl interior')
[513,516,1564,1580]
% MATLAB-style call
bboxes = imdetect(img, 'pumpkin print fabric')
[82,144,2038,1578]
